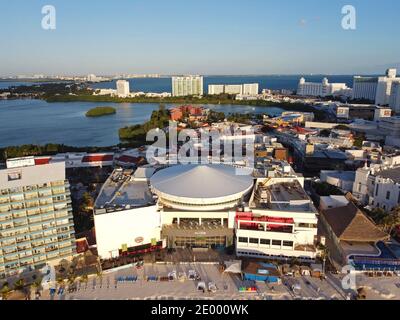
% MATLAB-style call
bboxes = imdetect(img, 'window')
[283,241,294,247]
[238,237,248,243]
[375,185,379,196]
[272,240,281,246]
[386,191,391,200]
[8,172,22,181]
[249,238,259,244]
[260,239,271,245]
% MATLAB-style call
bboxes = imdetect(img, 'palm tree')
[14,279,25,291]
[318,244,330,275]
[1,283,11,300]
[68,275,76,286]
[380,208,400,235]
[80,274,89,288]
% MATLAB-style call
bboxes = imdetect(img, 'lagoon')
[0,99,284,148]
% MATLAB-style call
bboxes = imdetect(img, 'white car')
[188,270,200,281]
[197,282,206,292]
[208,282,217,293]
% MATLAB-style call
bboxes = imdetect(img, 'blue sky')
[1,0,399,75]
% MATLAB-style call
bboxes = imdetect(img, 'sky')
[1,0,400,76]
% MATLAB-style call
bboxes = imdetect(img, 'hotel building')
[0,158,75,278]
[389,81,400,113]
[116,80,130,98]
[297,77,349,97]
[172,76,204,97]
[376,69,400,106]
[352,76,379,101]
[208,83,259,96]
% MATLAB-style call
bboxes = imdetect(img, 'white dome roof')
[150,164,254,210]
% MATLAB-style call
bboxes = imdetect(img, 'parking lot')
[36,262,365,300]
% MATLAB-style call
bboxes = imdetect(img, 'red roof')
[82,154,114,163]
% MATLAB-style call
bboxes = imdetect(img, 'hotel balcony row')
[0,210,73,229]
[0,222,75,244]
[0,180,69,195]
[0,233,75,254]
[0,245,76,275]
[0,185,71,204]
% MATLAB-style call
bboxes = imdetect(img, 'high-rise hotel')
[172,76,203,97]
[0,158,75,278]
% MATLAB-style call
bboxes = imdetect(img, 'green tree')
[1,283,11,300]
[14,279,25,290]
[380,207,400,235]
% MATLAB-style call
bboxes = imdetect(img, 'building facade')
[116,80,130,98]
[208,83,259,96]
[390,81,400,113]
[0,159,75,278]
[172,76,203,97]
[297,77,348,97]
[235,176,318,262]
[352,76,379,101]
[375,69,400,106]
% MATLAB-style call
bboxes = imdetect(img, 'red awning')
[34,157,51,165]
[82,154,114,163]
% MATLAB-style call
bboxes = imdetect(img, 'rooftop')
[376,166,400,183]
[251,179,315,212]
[150,164,254,201]
[321,202,389,242]
[94,169,155,214]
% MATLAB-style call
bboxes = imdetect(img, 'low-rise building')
[319,199,389,267]
[320,171,356,192]
[93,169,162,259]
[236,176,318,262]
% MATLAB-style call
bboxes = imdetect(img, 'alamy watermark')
[145,122,255,176]
[342,5,356,30]
[41,5,56,30]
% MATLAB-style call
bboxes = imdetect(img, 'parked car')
[188,270,201,281]
[197,282,206,293]
[168,271,177,281]
[208,282,217,293]
[178,272,186,281]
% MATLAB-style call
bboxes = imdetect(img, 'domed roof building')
[150,164,254,211]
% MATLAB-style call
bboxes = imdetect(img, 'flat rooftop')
[95,169,155,213]
[251,179,316,212]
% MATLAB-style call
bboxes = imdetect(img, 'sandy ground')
[36,263,400,300]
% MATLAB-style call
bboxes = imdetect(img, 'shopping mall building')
[94,163,319,261]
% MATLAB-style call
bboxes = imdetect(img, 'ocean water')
[90,75,356,93]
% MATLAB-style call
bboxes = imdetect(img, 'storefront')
[162,226,234,249]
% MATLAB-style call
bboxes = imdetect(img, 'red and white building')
[235,176,318,262]
[32,153,114,168]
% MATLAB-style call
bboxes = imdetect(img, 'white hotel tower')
[297,77,349,97]
[172,76,204,97]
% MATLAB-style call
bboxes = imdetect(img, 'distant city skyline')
[1,0,400,76]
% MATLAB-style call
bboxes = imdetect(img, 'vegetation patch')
[85,106,116,117]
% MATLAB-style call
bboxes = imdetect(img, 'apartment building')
[0,158,75,278]
[172,76,203,97]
